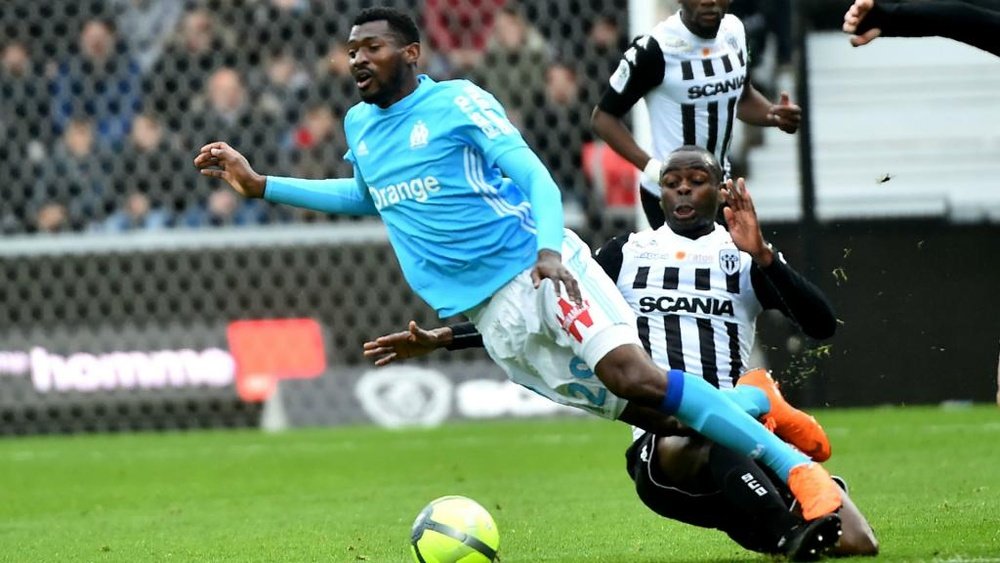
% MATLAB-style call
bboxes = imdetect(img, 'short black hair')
[668,145,724,181]
[353,8,420,46]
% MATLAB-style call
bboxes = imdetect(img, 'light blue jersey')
[268,75,565,317]
[345,75,563,316]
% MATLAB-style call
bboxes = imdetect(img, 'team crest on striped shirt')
[719,248,740,275]
[726,34,740,53]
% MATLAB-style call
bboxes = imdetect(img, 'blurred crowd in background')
[0,0,793,236]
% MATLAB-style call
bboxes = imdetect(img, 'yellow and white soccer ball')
[410,495,500,563]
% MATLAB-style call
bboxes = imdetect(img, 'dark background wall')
[758,220,1000,407]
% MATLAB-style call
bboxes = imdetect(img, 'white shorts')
[466,230,641,420]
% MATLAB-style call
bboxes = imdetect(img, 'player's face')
[679,0,731,38]
[347,21,419,107]
[659,153,722,237]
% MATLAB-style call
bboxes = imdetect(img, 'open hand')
[362,320,452,367]
[193,142,266,198]
[722,178,772,266]
[843,0,882,47]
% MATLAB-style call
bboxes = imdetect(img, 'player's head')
[659,146,724,237]
[348,8,421,108]
[679,0,730,38]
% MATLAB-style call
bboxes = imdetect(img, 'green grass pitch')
[1,405,998,562]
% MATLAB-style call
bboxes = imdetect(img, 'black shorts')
[624,431,792,554]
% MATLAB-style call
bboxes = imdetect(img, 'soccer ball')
[410,495,500,563]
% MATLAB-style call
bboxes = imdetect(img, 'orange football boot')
[737,369,832,462]
[788,463,843,521]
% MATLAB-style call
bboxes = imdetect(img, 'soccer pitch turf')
[1,405,998,562]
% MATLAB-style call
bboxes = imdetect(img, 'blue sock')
[660,370,809,481]
[722,386,770,418]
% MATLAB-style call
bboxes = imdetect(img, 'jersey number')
[568,356,607,407]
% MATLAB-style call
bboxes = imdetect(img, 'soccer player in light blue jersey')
[193,7,842,523]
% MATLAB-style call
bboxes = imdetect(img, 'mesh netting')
[0,0,634,434]
[1,0,630,235]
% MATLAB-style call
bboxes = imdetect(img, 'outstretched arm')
[363,321,483,366]
[193,141,378,216]
[843,0,1000,56]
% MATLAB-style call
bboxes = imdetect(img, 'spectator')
[286,103,349,180]
[256,49,312,125]
[185,67,280,166]
[32,117,114,231]
[0,143,30,234]
[146,8,237,120]
[581,12,627,105]
[474,4,553,119]
[243,0,315,66]
[50,18,142,148]
[1,40,50,145]
[522,61,589,207]
[180,187,269,229]
[108,112,188,224]
[109,0,184,72]
[423,0,505,74]
[280,103,350,224]
[100,191,171,232]
[34,202,72,234]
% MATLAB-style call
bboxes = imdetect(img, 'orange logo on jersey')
[556,298,594,343]
[675,251,687,260]
[702,47,712,56]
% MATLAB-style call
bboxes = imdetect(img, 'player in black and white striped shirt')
[606,146,876,558]
[591,0,802,228]
[363,147,879,560]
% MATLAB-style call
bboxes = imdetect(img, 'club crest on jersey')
[556,297,594,343]
[410,120,429,149]
[356,140,369,156]
[719,249,740,275]
[726,34,740,53]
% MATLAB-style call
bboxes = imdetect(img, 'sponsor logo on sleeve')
[610,59,631,93]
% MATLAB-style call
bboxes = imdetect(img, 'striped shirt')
[599,225,761,389]
[598,12,748,194]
